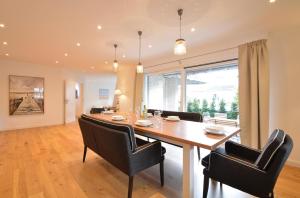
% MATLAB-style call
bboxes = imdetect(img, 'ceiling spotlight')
[76,42,81,46]
[191,27,196,32]
[0,24,5,28]
[97,25,102,30]
[104,61,108,64]
[3,41,8,45]
[5,53,9,56]
[55,61,59,64]
[148,44,152,48]
[90,66,95,69]
[122,54,126,58]
[64,53,68,56]
[174,8,187,55]
[269,0,276,3]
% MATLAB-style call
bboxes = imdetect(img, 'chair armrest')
[206,151,272,193]
[129,141,163,175]
[225,141,261,162]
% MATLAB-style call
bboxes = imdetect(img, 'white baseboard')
[287,159,300,168]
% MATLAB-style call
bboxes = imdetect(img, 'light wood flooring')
[0,123,299,198]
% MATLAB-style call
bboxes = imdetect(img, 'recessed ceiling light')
[0,24,5,28]
[64,53,68,56]
[5,53,9,56]
[191,27,196,32]
[148,44,152,48]
[76,42,81,46]
[55,61,59,64]
[97,25,102,30]
[3,41,8,45]
[122,54,126,58]
[90,66,95,69]
[269,0,276,3]
[104,61,108,64]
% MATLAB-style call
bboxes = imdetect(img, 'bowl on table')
[112,115,125,121]
[204,124,226,135]
[135,119,153,127]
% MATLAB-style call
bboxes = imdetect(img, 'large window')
[185,63,239,121]
[145,73,181,111]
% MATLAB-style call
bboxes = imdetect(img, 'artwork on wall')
[99,88,109,99]
[9,75,44,115]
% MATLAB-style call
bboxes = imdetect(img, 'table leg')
[183,144,195,198]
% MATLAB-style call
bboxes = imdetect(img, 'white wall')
[269,26,300,166]
[0,60,83,131]
[83,75,117,113]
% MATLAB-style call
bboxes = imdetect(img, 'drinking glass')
[154,110,162,128]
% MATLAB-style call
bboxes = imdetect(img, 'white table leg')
[183,144,195,198]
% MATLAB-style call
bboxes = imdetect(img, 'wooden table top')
[85,113,240,150]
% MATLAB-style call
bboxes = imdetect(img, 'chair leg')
[83,145,87,163]
[128,176,134,198]
[160,160,164,186]
[197,147,201,161]
[203,175,209,198]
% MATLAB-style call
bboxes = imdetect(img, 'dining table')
[86,112,241,198]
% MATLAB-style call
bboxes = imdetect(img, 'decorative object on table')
[9,75,44,115]
[165,116,180,121]
[136,31,143,73]
[114,89,122,112]
[174,8,187,55]
[112,44,119,72]
[99,88,109,99]
[112,115,125,121]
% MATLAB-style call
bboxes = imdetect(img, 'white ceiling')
[0,0,300,73]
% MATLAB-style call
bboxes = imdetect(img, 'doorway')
[64,80,83,123]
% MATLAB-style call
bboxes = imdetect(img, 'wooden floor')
[0,123,299,198]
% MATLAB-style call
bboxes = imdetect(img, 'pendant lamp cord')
[138,31,142,64]
[114,44,117,61]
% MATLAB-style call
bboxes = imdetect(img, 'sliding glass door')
[186,63,239,121]
[145,73,181,111]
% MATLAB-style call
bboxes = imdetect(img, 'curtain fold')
[133,73,144,112]
[238,39,269,149]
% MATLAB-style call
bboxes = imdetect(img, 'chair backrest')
[90,107,105,114]
[78,116,136,174]
[257,129,293,190]
[80,114,137,151]
[148,109,203,122]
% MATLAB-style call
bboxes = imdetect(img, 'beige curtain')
[239,39,269,149]
[133,73,144,112]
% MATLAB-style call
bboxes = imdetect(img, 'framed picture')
[9,75,44,115]
[99,88,109,99]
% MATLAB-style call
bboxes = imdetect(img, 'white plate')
[135,120,153,127]
[165,116,180,121]
[103,110,114,114]
[204,128,226,135]
[112,115,125,121]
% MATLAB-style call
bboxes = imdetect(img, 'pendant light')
[136,31,143,73]
[174,8,187,55]
[113,44,119,71]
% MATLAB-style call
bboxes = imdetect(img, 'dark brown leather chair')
[78,115,165,198]
[201,129,293,198]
